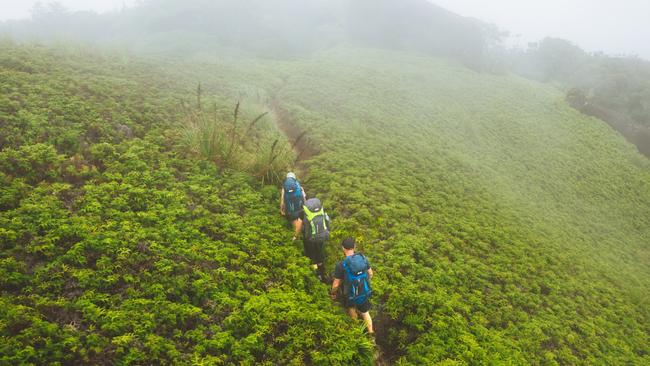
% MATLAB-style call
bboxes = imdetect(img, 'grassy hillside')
[268,48,650,364]
[180,48,650,364]
[0,42,373,365]
[1,41,648,365]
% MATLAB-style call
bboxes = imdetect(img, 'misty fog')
[1,1,648,152]
[2,0,649,60]
[431,0,650,59]
[1,1,649,365]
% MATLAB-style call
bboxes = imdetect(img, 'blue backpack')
[283,177,303,214]
[342,254,372,305]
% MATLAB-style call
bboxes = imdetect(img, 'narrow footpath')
[268,94,390,366]
[268,96,317,178]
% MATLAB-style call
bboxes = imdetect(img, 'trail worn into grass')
[268,92,391,366]
[269,96,318,179]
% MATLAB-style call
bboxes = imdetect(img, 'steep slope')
[2,40,649,365]
[268,48,650,364]
[176,47,650,364]
[0,43,374,365]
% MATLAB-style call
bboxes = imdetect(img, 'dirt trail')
[268,94,392,366]
[268,96,318,179]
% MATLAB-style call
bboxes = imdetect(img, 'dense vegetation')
[0,42,373,365]
[1,4,649,363]
[508,37,650,157]
[282,50,649,364]
[3,0,648,158]
[179,48,649,364]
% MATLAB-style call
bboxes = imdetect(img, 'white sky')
[0,0,137,20]
[0,1,648,59]
[430,0,650,59]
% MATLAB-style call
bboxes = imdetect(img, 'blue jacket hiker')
[280,172,306,241]
[331,237,374,335]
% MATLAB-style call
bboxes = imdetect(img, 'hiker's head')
[286,172,296,180]
[341,237,356,251]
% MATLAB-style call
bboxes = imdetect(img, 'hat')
[286,172,296,179]
[341,237,356,249]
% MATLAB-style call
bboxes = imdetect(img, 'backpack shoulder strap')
[342,256,354,279]
[323,211,329,231]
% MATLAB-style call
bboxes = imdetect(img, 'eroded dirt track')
[268,97,318,178]
[268,94,392,366]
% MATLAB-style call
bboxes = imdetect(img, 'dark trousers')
[303,240,325,264]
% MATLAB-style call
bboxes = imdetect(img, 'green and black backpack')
[302,198,330,242]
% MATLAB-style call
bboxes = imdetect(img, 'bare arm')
[368,268,374,280]
[280,188,285,214]
[331,278,341,299]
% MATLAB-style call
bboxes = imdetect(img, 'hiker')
[280,172,306,241]
[331,237,374,335]
[301,197,330,282]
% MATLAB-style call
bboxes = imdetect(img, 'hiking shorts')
[345,298,371,313]
[338,287,371,313]
[303,240,325,264]
[285,210,302,222]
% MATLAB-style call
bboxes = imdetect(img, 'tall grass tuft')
[253,138,293,186]
[179,85,294,185]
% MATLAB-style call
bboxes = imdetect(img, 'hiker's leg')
[360,311,374,334]
[316,241,325,264]
[294,218,303,238]
[291,218,301,240]
[304,241,319,270]
[315,241,326,280]
[347,307,358,320]
[358,301,373,334]
[303,241,313,263]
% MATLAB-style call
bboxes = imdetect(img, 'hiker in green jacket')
[301,197,330,282]
[280,172,306,241]
[331,237,374,335]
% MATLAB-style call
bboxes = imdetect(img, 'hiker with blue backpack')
[301,197,331,282]
[330,237,374,335]
[280,172,307,241]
